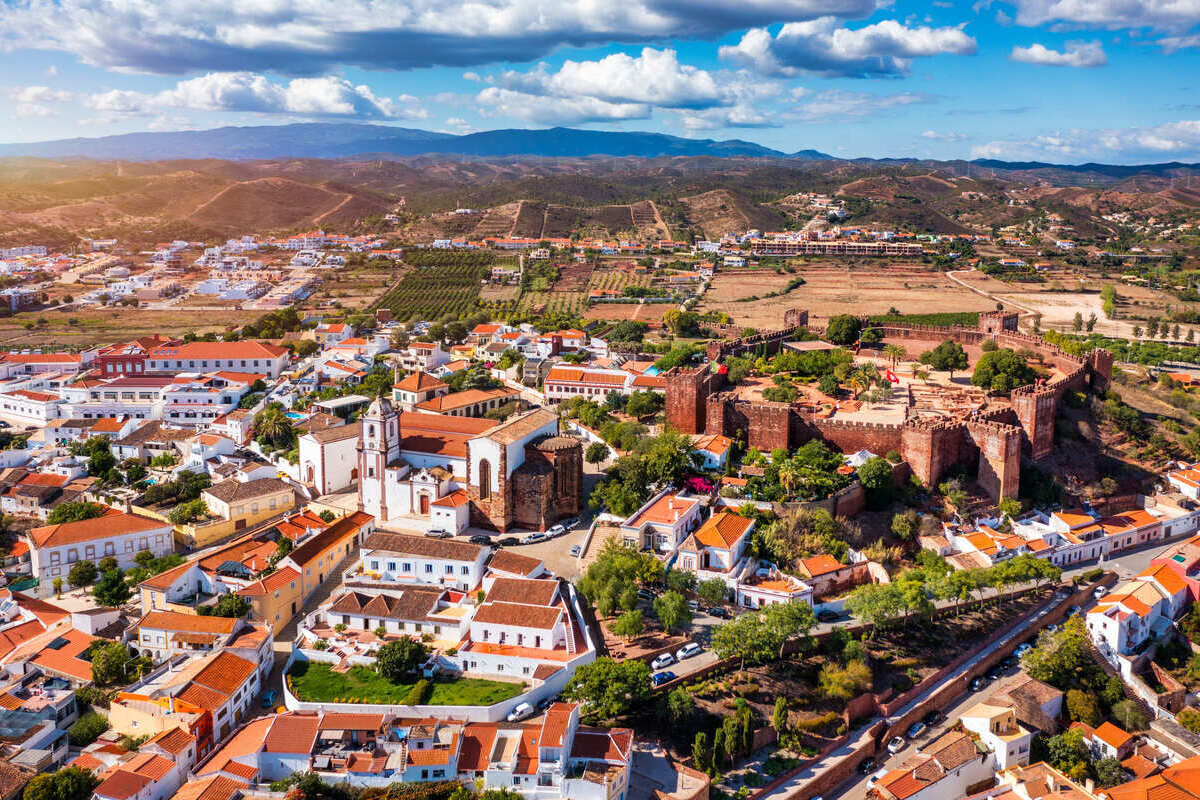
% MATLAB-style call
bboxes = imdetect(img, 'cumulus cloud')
[85,72,425,120]
[476,48,783,128]
[475,87,650,124]
[972,119,1200,163]
[1007,0,1200,31]
[719,17,977,77]
[1010,40,1107,66]
[0,0,881,75]
[6,85,72,117]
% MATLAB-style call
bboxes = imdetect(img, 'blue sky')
[2,0,1200,163]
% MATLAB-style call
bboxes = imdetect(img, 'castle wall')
[807,418,904,456]
[964,419,1022,500]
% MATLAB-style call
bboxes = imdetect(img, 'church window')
[478,459,491,500]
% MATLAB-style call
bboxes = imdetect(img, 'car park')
[907,721,926,738]
[887,737,906,755]
[424,528,452,539]
[651,653,676,670]
[507,702,535,722]
[651,671,677,687]
[676,642,702,661]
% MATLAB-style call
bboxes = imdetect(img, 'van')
[506,702,535,722]
[676,642,702,661]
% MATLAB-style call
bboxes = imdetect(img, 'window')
[425,564,433,573]
[444,565,453,574]
[478,459,491,500]
[460,566,469,575]
[402,563,412,572]
[371,561,380,571]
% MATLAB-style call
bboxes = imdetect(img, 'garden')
[286,660,526,706]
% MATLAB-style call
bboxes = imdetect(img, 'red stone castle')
[666,310,1113,501]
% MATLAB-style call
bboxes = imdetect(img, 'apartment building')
[144,342,290,379]
[27,510,173,597]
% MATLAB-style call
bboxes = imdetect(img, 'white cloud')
[719,16,977,77]
[1010,40,1107,66]
[972,119,1200,163]
[14,103,55,117]
[85,72,426,120]
[7,85,72,103]
[921,129,967,141]
[496,49,725,109]
[44,65,58,77]
[1007,0,1200,31]
[475,87,650,124]
[0,0,882,75]
[793,89,932,119]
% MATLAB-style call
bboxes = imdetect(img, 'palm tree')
[254,405,292,447]
[883,344,906,368]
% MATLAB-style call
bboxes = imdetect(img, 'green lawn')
[287,661,526,706]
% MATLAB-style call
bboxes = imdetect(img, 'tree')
[891,509,920,540]
[68,560,98,588]
[52,577,63,597]
[663,686,694,722]
[375,636,430,681]
[665,570,697,595]
[46,502,107,525]
[254,403,296,450]
[1110,699,1148,731]
[90,641,133,686]
[203,592,251,618]
[585,441,610,465]
[919,340,969,379]
[1094,757,1127,788]
[1086,313,1097,332]
[998,497,1023,520]
[98,556,118,573]
[93,569,131,607]
[611,609,645,639]
[825,315,863,345]
[697,578,729,606]
[1065,689,1102,726]
[68,712,110,746]
[626,390,663,419]
[772,696,788,732]
[318,509,337,523]
[971,348,1037,392]
[692,732,711,774]
[857,457,894,510]
[653,592,692,633]
[23,767,100,800]
[1072,312,1083,332]
[168,498,208,525]
[711,602,814,666]
[818,660,873,701]
[1101,284,1117,318]
[883,343,906,367]
[563,657,652,721]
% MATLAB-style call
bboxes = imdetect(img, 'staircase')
[1083,638,1155,719]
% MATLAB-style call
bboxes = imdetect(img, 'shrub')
[68,712,110,746]
[1081,568,1104,583]
[792,711,840,732]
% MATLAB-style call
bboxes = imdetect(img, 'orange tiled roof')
[31,509,165,548]
[693,511,752,549]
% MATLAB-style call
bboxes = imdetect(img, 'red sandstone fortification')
[665,309,1112,502]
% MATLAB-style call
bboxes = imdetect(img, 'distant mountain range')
[0,123,834,161]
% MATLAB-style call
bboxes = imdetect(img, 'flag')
[886,368,899,384]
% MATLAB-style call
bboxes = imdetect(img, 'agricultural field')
[579,267,660,322]
[0,306,260,348]
[700,264,996,329]
[371,260,490,321]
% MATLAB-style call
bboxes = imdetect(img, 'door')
[419,494,430,515]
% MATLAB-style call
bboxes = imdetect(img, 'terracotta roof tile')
[264,713,319,754]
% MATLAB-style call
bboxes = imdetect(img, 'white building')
[27,510,173,597]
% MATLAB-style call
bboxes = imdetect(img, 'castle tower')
[1010,384,1057,461]
[357,396,400,519]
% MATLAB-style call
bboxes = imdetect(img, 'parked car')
[687,599,700,612]
[507,702,535,722]
[970,676,987,692]
[707,606,730,619]
[261,689,278,709]
[857,759,876,776]
[1014,643,1033,657]
[651,653,676,671]
[922,710,942,727]
[907,721,926,739]
[569,544,582,558]
[816,610,839,623]
[536,697,556,711]
[1045,623,1061,633]
[886,737,906,755]
[561,517,580,530]
[424,528,452,539]
[651,671,677,687]
[1093,585,1108,598]
[676,642,702,661]
[469,535,493,545]
[637,589,656,602]
[547,523,567,538]
[497,537,520,547]
[867,769,888,788]
[522,532,548,545]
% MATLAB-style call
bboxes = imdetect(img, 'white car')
[676,642,702,661]
[506,702,534,722]
[522,532,548,545]
[547,523,567,538]
[651,653,676,671]
[1093,585,1108,598]
[886,736,906,755]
